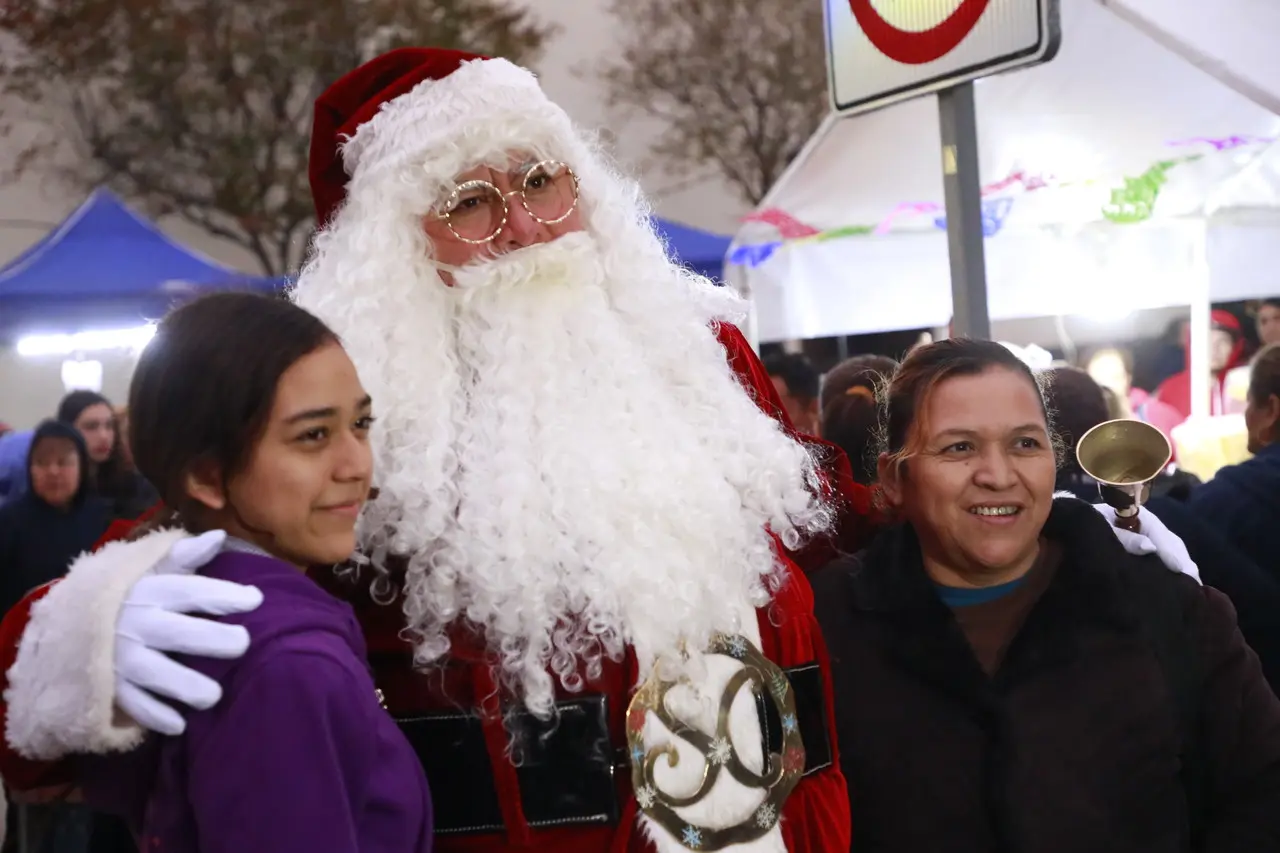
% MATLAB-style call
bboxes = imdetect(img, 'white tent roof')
[1102,0,1280,115]
[730,0,1280,343]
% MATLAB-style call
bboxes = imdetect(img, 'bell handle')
[1113,512,1141,533]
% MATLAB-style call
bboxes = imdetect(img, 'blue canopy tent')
[0,188,280,340]
[652,218,731,282]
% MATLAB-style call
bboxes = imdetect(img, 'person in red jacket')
[1154,308,1248,419]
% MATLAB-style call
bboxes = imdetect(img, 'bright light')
[1078,305,1134,323]
[61,359,104,393]
[16,324,156,358]
[1013,133,1098,183]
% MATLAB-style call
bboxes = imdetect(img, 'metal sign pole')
[937,82,991,340]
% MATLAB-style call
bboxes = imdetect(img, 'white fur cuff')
[635,604,787,853]
[5,529,187,760]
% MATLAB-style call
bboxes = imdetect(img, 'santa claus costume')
[0,49,862,852]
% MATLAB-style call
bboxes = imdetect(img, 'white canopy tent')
[1102,0,1280,116]
[727,0,1280,351]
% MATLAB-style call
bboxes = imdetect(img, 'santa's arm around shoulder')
[0,525,262,788]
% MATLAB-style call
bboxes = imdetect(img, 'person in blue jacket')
[1187,343,1280,581]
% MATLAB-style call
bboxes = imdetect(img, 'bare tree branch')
[596,0,827,206]
[0,0,557,276]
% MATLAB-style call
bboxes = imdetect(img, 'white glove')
[114,530,265,736]
[1090,504,1202,584]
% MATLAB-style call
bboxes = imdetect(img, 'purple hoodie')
[82,546,433,852]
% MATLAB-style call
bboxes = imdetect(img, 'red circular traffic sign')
[848,0,991,65]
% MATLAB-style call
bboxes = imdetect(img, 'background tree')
[597,0,829,206]
[0,0,555,276]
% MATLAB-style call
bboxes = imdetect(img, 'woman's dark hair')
[1250,343,1280,406]
[128,292,340,533]
[1042,367,1110,476]
[882,338,1054,473]
[56,390,111,426]
[820,355,898,410]
[26,419,92,507]
[820,355,898,485]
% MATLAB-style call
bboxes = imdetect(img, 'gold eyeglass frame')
[433,159,580,244]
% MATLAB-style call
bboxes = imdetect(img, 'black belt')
[397,662,831,836]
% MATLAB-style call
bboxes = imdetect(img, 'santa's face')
[422,153,586,278]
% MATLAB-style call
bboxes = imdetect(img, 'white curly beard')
[294,162,826,719]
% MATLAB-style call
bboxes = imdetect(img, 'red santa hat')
[308,47,569,228]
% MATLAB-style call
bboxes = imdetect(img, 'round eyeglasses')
[432,160,580,244]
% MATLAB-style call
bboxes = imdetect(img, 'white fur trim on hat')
[341,57,574,197]
[636,602,788,853]
[5,528,187,759]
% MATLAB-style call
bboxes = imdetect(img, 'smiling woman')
[68,292,435,853]
[811,337,1280,852]
[876,339,1058,589]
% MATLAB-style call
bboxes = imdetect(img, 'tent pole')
[937,83,991,340]
[1188,224,1212,419]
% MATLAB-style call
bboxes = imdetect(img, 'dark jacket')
[812,498,1280,853]
[1145,496,1280,694]
[1057,471,1280,694]
[1187,443,1280,583]
[0,421,110,617]
[101,470,159,522]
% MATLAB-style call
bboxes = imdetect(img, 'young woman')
[80,292,433,852]
[56,392,158,521]
[813,338,1280,852]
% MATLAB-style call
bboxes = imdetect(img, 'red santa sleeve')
[0,582,75,791]
[714,322,885,565]
[714,321,791,426]
[95,504,162,550]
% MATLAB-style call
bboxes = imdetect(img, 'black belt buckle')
[395,695,619,836]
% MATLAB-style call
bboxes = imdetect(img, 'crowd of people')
[0,45,1278,853]
[0,392,150,850]
[768,297,1280,490]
